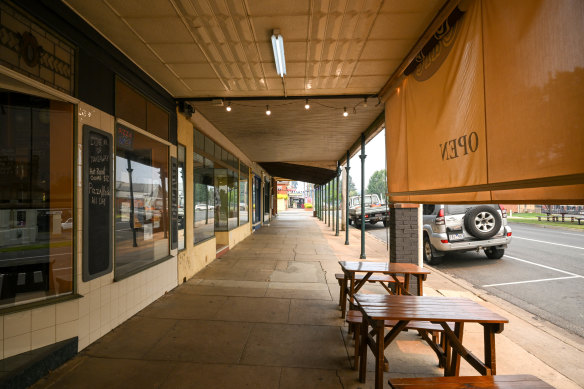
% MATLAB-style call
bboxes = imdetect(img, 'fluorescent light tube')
[271,31,286,77]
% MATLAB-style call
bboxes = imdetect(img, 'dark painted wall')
[17,0,177,144]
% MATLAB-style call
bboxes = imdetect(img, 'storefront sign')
[83,125,113,281]
[385,0,584,204]
[0,2,75,95]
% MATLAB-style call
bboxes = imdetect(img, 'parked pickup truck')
[348,194,390,228]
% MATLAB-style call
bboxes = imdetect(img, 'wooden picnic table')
[338,261,430,318]
[354,294,509,389]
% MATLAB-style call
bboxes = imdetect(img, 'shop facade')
[0,1,271,360]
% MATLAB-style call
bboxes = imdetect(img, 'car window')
[423,204,435,215]
[445,204,496,215]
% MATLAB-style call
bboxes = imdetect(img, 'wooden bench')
[335,273,405,308]
[346,310,453,371]
[537,214,584,224]
[388,374,554,388]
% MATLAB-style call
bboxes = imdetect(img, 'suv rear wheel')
[484,247,505,259]
[423,235,443,265]
[464,205,502,239]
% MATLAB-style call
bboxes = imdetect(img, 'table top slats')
[354,294,508,324]
[339,261,430,275]
[389,374,554,388]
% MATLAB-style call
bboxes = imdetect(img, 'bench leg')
[375,324,385,389]
[358,319,368,383]
[354,322,360,370]
[340,275,348,318]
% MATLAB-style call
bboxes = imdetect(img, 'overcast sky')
[347,129,386,194]
[296,129,386,195]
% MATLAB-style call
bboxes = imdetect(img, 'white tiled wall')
[0,102,178,359]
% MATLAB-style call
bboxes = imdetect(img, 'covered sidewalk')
[32,210,582,388]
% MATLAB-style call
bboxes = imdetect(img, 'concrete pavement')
[32,209,583,388]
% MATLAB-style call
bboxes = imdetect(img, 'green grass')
[508,213,584,230]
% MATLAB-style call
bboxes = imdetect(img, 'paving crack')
[335,369,346,389]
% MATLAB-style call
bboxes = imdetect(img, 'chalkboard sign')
[83,125,113,281]
[170,157,178,250]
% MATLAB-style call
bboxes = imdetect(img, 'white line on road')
[556,231,584,237]
[504,254,584,277]
[512,236,584,250]
[483,276,581,287]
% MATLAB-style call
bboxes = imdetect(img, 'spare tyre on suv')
[422,204,512,265]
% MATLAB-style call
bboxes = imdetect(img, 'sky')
[347,129,386,194]
[293,128,386,195]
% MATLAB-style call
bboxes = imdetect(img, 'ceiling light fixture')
[363,97,368,107]
[304,99,310,110]
[226,102,231,112]
[266,105,271,116]
[271,29,286,77]
[343,107,348,117]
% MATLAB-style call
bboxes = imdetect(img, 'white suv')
[422,204,512,265]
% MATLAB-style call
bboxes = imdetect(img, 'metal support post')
[360,133,367,259]
[316,185,319,219]
[326,180,333,227]
[345,150,350,245]
[335,163,340,236]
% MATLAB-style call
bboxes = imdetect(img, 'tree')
[347,175,359,197]
[366,169,387,199]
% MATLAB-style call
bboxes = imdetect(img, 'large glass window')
[239,164,249,225]
[252,175,261,224]
[264,178,270,222]
[177,145,186,251]
[214,169,228,231]
[228,169,238,229]
[0,92,74,308]
[115,126,169,278]
[194,153,214,243]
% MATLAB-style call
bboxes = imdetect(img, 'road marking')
[512,236,584,250]
[483,276,581,287]
[551,230,584,237]
[504,254,583,277]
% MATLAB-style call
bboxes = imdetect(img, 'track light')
[226,102,231,112]
[363,97,368,108]
[304,99,310,110]
[266,105,271,116]
[343,107,348,117]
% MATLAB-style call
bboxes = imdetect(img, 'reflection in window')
[0,92,74,308]
[239,164,249,225]
[228,169,238,229]
[252,175,261,224]
[115,126,169,278]
[194,153,214,243]
[264,177,270,222]
[214,169,228,231]
[177,145,186,251]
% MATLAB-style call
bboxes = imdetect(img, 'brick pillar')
[389,204,420,295]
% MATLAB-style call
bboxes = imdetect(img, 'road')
[353,222,584,338]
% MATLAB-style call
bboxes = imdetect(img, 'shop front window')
[177,145,186,251]
[214,169,228,231]
[114,125,169,278]
[239,164,249,226]
[0,92,74,308]
[264,178,270,222]
[228,169,238,229]
[194,153,214,243]
[252,175,261,224]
